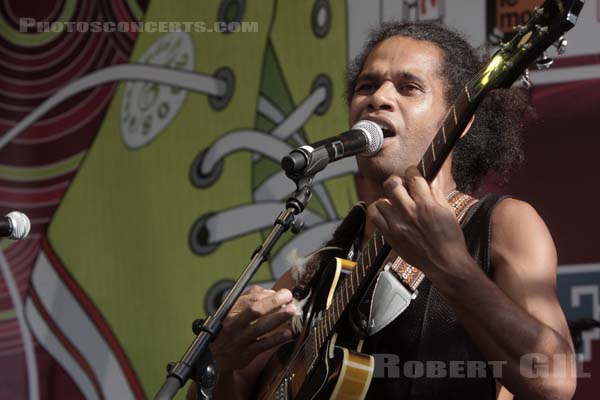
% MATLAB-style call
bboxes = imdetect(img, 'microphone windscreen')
[352,120,383,156]
[7,211,31,240]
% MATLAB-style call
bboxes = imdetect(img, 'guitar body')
[291,340,374,400]
[256,258,374,400]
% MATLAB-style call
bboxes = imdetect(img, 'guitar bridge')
[274,377,290,400]
[304,313,331,375]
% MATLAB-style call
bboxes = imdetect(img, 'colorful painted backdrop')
[0,1,599,399]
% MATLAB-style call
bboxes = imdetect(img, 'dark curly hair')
[345,21,532,193]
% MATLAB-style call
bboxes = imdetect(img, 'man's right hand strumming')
[188,283,296,400]
[210,286,296,372]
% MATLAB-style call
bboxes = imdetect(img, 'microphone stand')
[154,173,315,400]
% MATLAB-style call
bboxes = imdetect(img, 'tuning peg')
[535,52,553,70]
[499,41,510,53]
[520,69,532,89]
[535,24,549,34]
[553,36,568,55]
[513,24,528,35]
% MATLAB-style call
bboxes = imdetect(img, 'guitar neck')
[418,86,480,183]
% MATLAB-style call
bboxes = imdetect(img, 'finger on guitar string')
[368,199,394,233]
[239,286,276,307]
[382,175,416,215]
[227,286,277,319]
[403,166,434,206]
[228,288,294,331]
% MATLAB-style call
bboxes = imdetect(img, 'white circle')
[317,6,328,28]
[120,31,194,149]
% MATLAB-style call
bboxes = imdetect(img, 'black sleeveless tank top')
[360,194,507,399]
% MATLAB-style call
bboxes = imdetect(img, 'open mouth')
[365,119,395,138]
[382,128,394,138]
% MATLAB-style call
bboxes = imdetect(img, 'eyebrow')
[356,71,426,86]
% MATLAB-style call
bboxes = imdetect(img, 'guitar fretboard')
[418,86,478,182]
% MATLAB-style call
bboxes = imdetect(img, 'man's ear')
[461,115,475,138]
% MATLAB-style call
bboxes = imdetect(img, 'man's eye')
[356,83,374,92]
[399,83,420,92]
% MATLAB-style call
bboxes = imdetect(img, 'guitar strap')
[364,191,478,336]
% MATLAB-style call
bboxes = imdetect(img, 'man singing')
[190,21,576,400]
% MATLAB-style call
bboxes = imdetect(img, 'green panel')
[0,309,16,322]
[269,1,358,218]
[126,0,144,21]
[0,152,84,181]
[47,0,275,397]
[253,40,331,222]
[45,2,359,398]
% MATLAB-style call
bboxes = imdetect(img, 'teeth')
[362,119,393,136]
[371,120,390,131]
[374,121,393,136]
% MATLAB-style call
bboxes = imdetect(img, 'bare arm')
[437,198,576,399]
[489,198,575,399]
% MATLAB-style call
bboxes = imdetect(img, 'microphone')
[0,211,31,240]
[281,120,384,178]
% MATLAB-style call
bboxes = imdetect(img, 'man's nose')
[368,81,395,112]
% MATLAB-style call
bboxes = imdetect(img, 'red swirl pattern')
[0,0,148,398]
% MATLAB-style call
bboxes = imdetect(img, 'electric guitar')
[256,1,585,398]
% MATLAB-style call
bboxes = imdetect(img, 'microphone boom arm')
[154,172,315,400]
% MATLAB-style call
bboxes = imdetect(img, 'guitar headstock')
[470,0,585,97]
